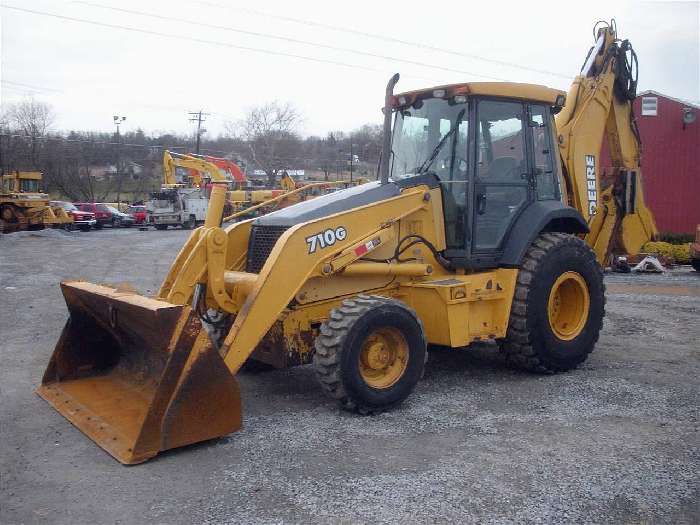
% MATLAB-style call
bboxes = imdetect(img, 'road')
[1,228,698,524]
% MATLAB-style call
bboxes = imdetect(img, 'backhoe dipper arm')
[556,22,657,262]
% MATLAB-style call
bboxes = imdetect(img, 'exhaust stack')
[380,73,400,185]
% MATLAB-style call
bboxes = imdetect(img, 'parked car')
[74,202,112,229]
[127,204,147,224]
[50,201,97,231]
[75,202,133,228]
[105,205,135,227]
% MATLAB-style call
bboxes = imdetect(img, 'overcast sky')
[1,0,698,138]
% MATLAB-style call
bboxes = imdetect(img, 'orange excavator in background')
[189,154,246,188]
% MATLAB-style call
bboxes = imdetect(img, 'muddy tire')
[501,232,605,373]
[313,295,426,414]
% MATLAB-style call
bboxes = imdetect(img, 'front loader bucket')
[36,281,242,464]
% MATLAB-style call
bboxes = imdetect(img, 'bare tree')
[227,101,302,186]
[6,98,55,167]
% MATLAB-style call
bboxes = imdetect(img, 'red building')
[622,91,699,234]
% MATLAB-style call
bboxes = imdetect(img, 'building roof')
[638,90,700,109]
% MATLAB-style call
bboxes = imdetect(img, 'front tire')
[313,295,427,414]
[692,259,700,272]
[501,233,605,373]
[155,224,168,231]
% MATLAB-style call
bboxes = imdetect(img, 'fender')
[499,201,589,268]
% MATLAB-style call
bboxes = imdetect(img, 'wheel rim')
[547,271,590,341]
[358,327,409,389]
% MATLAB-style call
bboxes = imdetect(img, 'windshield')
[62,202,78,211]
[20,179,40,192]
[390,98,468,186]
[106,206,121,214]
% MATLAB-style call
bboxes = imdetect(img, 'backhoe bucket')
[36,281,242,464]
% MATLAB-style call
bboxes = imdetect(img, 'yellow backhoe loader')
[1,171,72,233]
[38,21,657,464]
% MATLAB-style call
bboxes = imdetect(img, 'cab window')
[529,104,557,200]
[391,98,469,249]
[473,100,529,251]
[476,101,526,183]
[20,179,40,192]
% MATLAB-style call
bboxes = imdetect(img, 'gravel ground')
[1,228,698,524]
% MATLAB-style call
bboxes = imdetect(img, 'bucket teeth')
[36,281,242,464]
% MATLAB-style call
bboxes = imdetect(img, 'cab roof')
[391,82,566,108]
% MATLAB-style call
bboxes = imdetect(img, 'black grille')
[246,225,289,273]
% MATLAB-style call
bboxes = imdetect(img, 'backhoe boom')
[556,22,657,263]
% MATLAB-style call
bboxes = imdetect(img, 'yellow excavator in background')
[147,151,231,229]
[1,171,72,233]
[38,20,657,464]
[162,150,228,187]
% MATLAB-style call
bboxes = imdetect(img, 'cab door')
[470,99,533,266]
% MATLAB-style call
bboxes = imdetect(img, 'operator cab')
[389,82,574,269]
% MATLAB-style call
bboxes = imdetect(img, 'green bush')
[642,241,691,264]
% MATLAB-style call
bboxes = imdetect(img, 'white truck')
[146,187,209,230]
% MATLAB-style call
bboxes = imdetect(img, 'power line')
[1,5,442,83]
[75,2,513,82]
[195,0,572,80]
[1,80,63,93]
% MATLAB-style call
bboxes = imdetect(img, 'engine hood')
[253,181,401,227]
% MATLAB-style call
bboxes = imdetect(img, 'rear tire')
[155,224,168,231]
[692,259,700,272]
[501,232,605,373]
[313,295,426,414]
[182,215,196,229]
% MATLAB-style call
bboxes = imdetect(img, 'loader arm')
[556,22,657,263]
[152,184,429,374]
[219,187,428,374]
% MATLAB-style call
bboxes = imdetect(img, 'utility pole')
[113,115,126,206]
[350,141,355,183]
[188,110,209,154]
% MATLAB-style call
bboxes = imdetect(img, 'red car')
[128,204,147,224]
[74,202,114,229]
[50,201,97,231]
